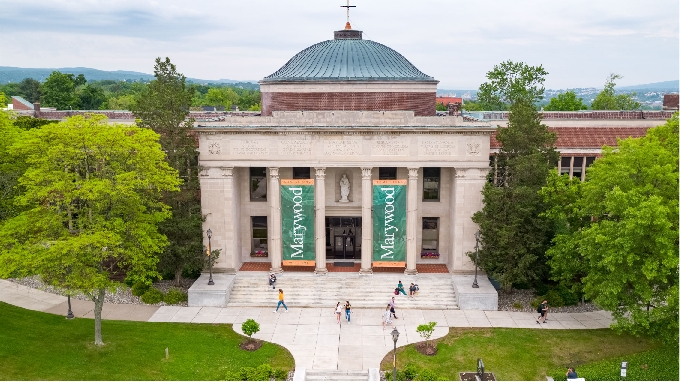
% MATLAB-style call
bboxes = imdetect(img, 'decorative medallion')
[208,142,221,155]
[466,143,481,156]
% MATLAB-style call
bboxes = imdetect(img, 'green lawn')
[381,327,671,381]
[0,302,294,380]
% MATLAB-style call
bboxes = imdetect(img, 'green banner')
[372,180,407,267]
[281,180,315,266]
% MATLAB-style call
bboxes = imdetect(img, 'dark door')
[326,217,361,260]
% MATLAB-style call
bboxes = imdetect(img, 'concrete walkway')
[0,278,613,371]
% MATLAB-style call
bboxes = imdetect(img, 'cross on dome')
[340,0,356,29]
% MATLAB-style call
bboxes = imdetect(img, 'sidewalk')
[1,278,613,371]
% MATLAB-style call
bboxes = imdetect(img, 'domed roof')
[262,31,435,82]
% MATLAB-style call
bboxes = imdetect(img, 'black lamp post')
[391,328,400,381]
[472,230,480,288]
[206,228,214,285]
[66,294,74,319]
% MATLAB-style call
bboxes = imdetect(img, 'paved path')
[0,278,613,371]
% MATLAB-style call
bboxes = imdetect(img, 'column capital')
[361,167,373,179]
[408,167,419,180]
[269,167,280,180]
[315,167,326,179]
[220,167,234,178]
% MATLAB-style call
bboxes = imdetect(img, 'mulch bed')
[238,339,262,351]
[459,372,496,381]
[415,342,438,356]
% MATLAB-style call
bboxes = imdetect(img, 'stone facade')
[196,111,494,275]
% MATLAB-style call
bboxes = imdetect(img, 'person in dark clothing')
[537,299,548,324]
[269,274,276,290]
[566,367,578,379]
[396,281,407,295]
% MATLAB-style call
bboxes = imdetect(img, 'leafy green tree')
[205,87,239,109]
[461,100,485,111]
[133,57,204,284]
[591,74,641,110]
[0,111,25,221]
[17,78,41,104]
[477,60,548,109]
[40,71,78,110]
[78,85,107,110]
[104,94,136,110]
[0,91,7,107]
[241,319,260,339]
[544,91,588,111]
[0,114,180,345]
[472,98,559,291]
[416,321,437,350]
[541,115,678,343]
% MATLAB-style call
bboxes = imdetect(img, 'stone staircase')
[304,369,369,381]
[226,272,458,309]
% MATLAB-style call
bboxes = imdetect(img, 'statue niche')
[339,174,350,203]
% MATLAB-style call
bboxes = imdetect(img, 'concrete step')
[305,370,368,381]
[226,272,458,309]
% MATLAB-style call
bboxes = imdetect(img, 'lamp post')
[391,328,400,381]
[206,228,214,285]
[472,230,480,288]
[66,294,74,319]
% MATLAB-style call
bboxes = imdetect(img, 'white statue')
[339,174,350,202]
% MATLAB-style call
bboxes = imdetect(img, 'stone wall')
[261,92,436,116]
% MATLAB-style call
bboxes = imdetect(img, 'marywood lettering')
[381,187,398,259]
[289,187,306,258]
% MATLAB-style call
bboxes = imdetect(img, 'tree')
[40,71,78,110]
[241,319,260,339]
[0,111,25,221]
[78,85,107,110]
[416,321,437,350]
[205,87,239,109]
[544,91,588,111]
[472,97,559,291]
[477,60,548,109]
[591,74,641,110]
[132,57,204,284]
[541,115,678,343]
[18,78,41,104]
[0,115,180,345]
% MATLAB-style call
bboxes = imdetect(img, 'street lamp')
[391,328,400,381]
[66,294,74,319]
[472,230,480,288]
[206,228,214,285]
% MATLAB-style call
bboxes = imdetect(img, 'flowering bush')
[251,250,268,257]
[420,251,440,259]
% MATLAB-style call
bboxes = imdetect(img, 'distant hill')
[0,66,257,86]
[618,80,679,91]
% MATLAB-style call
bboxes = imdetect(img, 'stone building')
[197,24,494,276]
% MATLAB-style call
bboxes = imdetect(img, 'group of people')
[394,280,419,297]
[334,301,353,323]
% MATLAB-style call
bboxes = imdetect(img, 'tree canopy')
[40,71,79,110]
[544,91,588,111]
[540,114,679,343]
[477,60,548,109]
[0,115,180,345]
[591,74,641,110]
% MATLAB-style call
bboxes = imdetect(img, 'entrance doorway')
[326,217,362,260]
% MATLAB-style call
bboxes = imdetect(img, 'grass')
[381,327,666,381]
[0,301,294,380]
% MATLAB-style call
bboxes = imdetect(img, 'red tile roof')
[436,97,462,105]
[490,127,651,149]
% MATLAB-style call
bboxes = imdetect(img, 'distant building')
[11,96,33,111]
[436,97,462,107]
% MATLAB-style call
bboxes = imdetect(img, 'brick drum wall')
[262,91,436,116]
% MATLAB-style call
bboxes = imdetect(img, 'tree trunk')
[93,288,105,346]
[175,268,183,286]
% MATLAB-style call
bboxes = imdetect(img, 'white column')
[405,167,419,275]
[450,167,489,273]
[221,166,241,273]
[360,167,373,274]
[314,167,328,274]
[581,156,587,182]
[269,167,283,273]
[200,167,228,272]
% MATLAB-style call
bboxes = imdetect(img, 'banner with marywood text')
[281,179,315,266]
[372,180,407,267]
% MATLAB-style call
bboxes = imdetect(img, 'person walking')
[382,304,393,330]
[344,300,353,323]
[536,299,548,324]
[396,281,407,296]
[274,289,288,313]
[389,296,398,319]
[268,274,276,290]
[334,302,342,324]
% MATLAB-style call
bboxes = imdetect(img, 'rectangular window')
[585,156,596,168]
[572,157,583,179]
[560,157,571,175]
[250,167,267,201]
[293,167,311,179]
[379,167,397,180]
[251,216,268,254]
[421,218,440,255]
[423,167,440,201]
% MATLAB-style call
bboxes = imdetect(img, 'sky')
[0,0,678,89]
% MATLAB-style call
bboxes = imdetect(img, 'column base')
[270,267,283,274]
[314,267,328,275]
[359,268,373,275]
[404,268,418,276]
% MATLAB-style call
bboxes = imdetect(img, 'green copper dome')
[262,31,435,82]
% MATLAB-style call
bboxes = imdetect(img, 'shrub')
[164,288,187,305]
[416,368,441,381]
[555,284,579,306]
[141,287,164,304]
[123,277,134,288]
[545,290,565,307]
[512,302,523,310]
[131,281,150,297]
[534,283,550,296]
[384,364,442,381]
[242,319,260,338]
[222,364,288,381]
